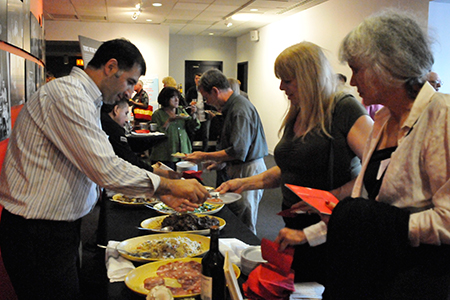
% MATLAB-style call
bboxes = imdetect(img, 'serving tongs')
[97,244,150,259]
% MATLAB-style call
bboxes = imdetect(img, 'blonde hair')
[162,76,177,88]
[275,41,338,138]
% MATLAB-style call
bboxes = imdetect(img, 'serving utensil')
[135,226,173,232]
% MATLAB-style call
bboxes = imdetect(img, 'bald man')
[427,71,442,91]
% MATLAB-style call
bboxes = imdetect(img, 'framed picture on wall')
[30,12,40,58]
[10,53,25,107]
[26,59,36,101]
[0,50,11,142]
[0,0,7,42]
[7,0,24,49]
[22,0,30,52]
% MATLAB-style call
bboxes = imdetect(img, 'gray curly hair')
[339,10,433,97]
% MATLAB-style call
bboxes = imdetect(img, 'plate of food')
[171,152,187,158]
[177,113,190,119]
[152,202,224,215]
[111,193,158,206]
[116,233,210,262]
[206,192,242,204]
[140,214,226,235]
[125,257,240,297]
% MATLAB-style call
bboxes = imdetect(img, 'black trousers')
[326,197,450,300]
[0,209,82,300]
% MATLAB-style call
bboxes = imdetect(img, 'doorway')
[237,62,248,93]
[184,60,223,93]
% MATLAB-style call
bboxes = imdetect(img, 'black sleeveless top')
[363,146,397,201]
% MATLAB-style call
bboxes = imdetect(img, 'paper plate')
[206,192,242,204]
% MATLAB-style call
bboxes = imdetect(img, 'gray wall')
[169,35,237,89]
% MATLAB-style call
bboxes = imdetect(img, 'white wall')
[44,21,170,89]
[237,0,429,153]
[169,35,237,87]
[429,1,450,93]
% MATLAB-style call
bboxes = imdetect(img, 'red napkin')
[134,129,150,133]
[182,170,203,181]
[243,238,295,300]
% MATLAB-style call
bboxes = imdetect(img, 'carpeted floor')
[79,154,285,299]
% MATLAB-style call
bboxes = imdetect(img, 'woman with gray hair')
[325,10,450,299]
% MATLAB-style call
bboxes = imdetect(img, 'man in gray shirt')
[185,69,268,234]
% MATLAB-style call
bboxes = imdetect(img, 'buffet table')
[97,193,261,300]
[126,132,166,153]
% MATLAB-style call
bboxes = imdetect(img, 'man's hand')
[184,151,206,165]
[157,178,209,204]
[159,194,199,212]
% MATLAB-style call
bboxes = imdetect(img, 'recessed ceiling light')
[152,3,162,7]
[231,13,254,21]
[209,32,214,35]
[146,19,152,22]
[250,9,258,12]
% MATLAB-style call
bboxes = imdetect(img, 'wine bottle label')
[200,274,213,300]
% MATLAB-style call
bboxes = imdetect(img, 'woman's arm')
[216,166,282,194]
[330,115,373,199]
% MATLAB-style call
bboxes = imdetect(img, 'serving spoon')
[135,226,173,232]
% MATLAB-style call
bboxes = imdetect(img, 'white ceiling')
[43,0,327,37]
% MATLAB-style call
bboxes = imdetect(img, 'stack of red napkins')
[134,129,150,133]
[243,238,295,300]
[182,170,203,181]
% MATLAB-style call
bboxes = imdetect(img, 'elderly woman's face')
[169,94,179,108]
[279,78,299,105]
[348,60,385,106]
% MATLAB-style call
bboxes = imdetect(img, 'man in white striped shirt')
[0,38,209,299]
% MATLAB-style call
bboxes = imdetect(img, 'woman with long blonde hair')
[217,41,373,283]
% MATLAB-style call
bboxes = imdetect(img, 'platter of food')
[152,202,224,215]
[206,192,242,205]
[116,233,210,262]
[140,214,226,235]
[177,113,190,119]
[125,257,240,297]
[171,152,187,158]
[111,193,158,206]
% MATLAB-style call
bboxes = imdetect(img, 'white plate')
[131,132,165,136]
[171,153,187,158]
[152,202,224,215]
[206,192,242,204]
[140,214,226,235]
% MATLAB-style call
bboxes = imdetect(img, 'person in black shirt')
[101,98,179,178]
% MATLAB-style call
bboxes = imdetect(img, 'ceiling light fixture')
[231,13,255,21]
[132,1,143,20]
[225,21,233,27]
[152,3,162,7]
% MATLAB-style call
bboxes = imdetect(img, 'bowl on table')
[176,161,197,172]
[240,246,267,276]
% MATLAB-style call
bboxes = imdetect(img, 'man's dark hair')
[87,38,146,76]
[194,72,203,77]
[198,69,230,93]
[158,87,181,107]
[101,97,129,114]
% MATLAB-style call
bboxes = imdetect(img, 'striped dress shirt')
[0,67,160,221]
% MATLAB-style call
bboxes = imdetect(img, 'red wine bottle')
[201,226,226,300]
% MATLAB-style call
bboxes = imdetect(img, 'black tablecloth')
[126,133,166,153]
[97,194,261,299]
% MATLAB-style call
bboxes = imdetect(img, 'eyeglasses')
[429,80,443,86]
